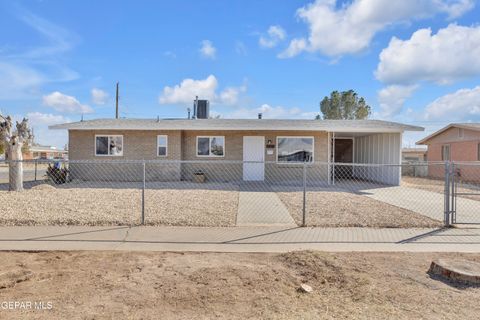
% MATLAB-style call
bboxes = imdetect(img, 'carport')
[329,131,404,186]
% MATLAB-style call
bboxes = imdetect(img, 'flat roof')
[49,118,423,133]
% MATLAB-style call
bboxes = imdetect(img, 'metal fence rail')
[0,159,479,227]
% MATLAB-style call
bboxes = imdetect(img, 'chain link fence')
[0,159,479,227]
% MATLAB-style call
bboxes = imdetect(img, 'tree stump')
[428,259,480,285]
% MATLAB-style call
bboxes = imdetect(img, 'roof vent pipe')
[187,108,191,119]
[258,113,262,119]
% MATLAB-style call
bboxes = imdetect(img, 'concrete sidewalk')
[1,226,480,252]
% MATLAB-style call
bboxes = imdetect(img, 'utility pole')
[115,82,119,119]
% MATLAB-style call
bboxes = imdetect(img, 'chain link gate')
[446,162,480,225]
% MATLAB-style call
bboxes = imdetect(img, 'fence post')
[332,162,336,185]
[302,161,307,227]
[444,161,450,227]
[450,162,456,225]
[142,161,146,225]
[34,159,37,181]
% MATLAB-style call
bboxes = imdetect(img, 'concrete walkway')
[1,226,480,252]
[236,192,296,226]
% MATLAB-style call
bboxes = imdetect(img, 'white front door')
[243,136,265,181]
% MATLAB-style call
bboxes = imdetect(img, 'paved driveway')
[357,185,480,224]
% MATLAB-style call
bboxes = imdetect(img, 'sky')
[1,0,480,148]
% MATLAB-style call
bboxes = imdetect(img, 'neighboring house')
[401,148,428,177]
[402,148,427,162]
[50,118,422,185]
[417,123,480,162]
[416,123,480,180]
[23,145,68,160]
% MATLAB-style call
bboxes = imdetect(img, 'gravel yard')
[0,182,238,227]
[1,250,480,319]
[276,189,443,228]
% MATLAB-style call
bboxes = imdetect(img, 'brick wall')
[68,129,329,182]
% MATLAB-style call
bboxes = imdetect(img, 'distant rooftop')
[402,147,427,153]
[49,118,423,133]
[417,123,480,145]
[29,145,67,153]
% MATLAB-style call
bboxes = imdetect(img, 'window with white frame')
[441,144,450,161]
[157,135,168,156]
[95,135,123,156]
[196,136,224,157]
[277,137,314,163]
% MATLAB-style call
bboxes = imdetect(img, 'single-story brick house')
[50,118,422,185]
[416,123,480,180]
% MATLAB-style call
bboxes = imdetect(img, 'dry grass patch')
[0,182,239,227]
[277,189,442,228]
[1,251,480,319]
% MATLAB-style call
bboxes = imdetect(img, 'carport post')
[142,161,146,225]
[444,161,450,227]
[302,161,307,227]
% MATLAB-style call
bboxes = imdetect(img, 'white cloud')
[424,86,480,120]
[377,85,418,117]
[91,88,109,105]
[0,62,45,99]
[43,91,93,114]
[158,75,246,106]
[26,112,70,125]
[199,40,216,59]
[219,85,247,106]
[259,25,286,48]
[0,11,79,98]
[225,104,317,119]
[159,75,218,105]
[280,0,475,58]
[278,38,307,59]
[439,0,476,19]
[376,24,480,85]
[16,12,78,59]
[25,112,70,148]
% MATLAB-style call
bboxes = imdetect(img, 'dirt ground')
[0,182,238,227]
[0,251,479,319]
[277,190,442,228]
[402,176,480,202]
